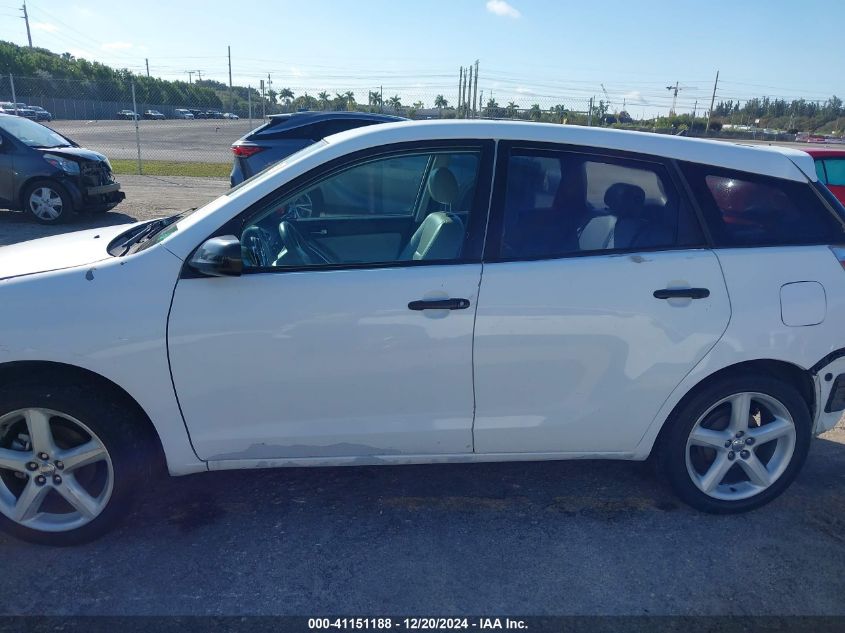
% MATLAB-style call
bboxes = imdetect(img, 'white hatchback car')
[2,121,845,545]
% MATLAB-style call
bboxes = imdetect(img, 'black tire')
[656,374,812,514]
[0,379,152,545]
[22,179,73,225]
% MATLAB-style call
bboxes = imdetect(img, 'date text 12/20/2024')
[308,618,528,630]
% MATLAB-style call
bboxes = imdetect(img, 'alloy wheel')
[0,408,114,532]
[685,392,796,501]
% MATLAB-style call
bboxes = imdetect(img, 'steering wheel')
[241,225,278,268]
[278,221,337,265]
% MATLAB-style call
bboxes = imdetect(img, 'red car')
[804,148,845,205]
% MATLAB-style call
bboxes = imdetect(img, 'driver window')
[241,150,481,269]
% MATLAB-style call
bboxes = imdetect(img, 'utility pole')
[457,67,463,117]
[704,70,720,135]
[588,96,593,126]
[666,81,681,116]
[227,46,233,113]
[461,68,468,118]
[692,100,698,133]
[145,58,150,77]
[467,65,473,119]
[185,71,194,84]
[195,70,203,82]
[472,59,479,118]
[380,85,383,113]
[21,1,32,48]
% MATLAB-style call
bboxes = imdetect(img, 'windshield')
[0,116,71,148]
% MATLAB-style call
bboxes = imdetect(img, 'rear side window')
[822,159,845,186]
[680,162,845,247]
[497,149,703,260]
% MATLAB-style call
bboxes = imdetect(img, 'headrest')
[428,167,459,205]
[604,183,646,215]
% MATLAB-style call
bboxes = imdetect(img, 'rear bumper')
[812,355,845,434]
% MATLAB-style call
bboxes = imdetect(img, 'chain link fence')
[0,73,803,176]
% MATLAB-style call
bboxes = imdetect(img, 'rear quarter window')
[680,161,845,247]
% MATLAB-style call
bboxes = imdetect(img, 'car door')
[473,143,731,455]
[0,131,16,206]
[168,141,493,461]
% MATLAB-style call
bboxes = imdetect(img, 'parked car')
[223,112,239,119]
[0,102,37,119]
[230,111,404,185]
[206,110,224,119]
[116,110,140,120]
[188,108,208,119]
[805,148,845,205]
[1,121,845,545]
[142,109,165,120]
[174,108,194,120]
[27,105,52,122]
[0,113,124,224]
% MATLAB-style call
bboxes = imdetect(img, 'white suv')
[1,121,844,545]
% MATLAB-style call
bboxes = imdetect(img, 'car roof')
[268,111,405,123]
[801,147,845,158]
[323,120,817,182]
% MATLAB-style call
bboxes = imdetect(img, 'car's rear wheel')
[0,381,151,545]
[23,180,73,224]
[657,374,811,513]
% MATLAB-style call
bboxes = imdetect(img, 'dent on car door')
[472,145,731,455]
[167,142,494,462]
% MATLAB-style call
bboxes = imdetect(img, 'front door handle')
[653,287,710,300]
[408,298,471,311]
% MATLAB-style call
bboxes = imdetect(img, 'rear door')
[473,144,731,455]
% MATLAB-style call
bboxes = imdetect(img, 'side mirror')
[189,235,243,277]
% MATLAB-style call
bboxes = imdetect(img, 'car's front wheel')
[0,380,152,545]
[23,180,73,224]
[657,374,811,513]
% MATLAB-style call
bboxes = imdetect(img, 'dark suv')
[230,111,404,185]
[0,114,125,223]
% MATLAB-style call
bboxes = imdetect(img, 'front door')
[168,143,492,461]
[473,144,731,454]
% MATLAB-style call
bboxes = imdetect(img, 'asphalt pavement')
[0,174,843,617]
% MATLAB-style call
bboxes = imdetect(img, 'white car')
[223,112,239,120]
[1,121,845,545]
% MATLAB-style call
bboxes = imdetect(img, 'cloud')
[515,86,534,95]
[32,22,59,32]
[290,66,306,78]
[102,41,133,50]
[486,0,521,18]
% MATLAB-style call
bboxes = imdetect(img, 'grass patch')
[110,159,230,178]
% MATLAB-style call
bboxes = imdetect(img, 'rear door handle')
[408,298,471,311]
[653,287,710,300]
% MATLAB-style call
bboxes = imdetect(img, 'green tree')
[388,95,402,112]
[529,104,542,121]
[318,91,330,110]
[506,101,518,118]
[434,94,448,113]
[279,87,294,108]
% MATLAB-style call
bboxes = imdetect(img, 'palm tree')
[434,94,448,117]
[318,91,330,110]
[344,91,356,110]
[369,90,382,112]
[413,100,424,110]
[388,95,402,113]
[529,104,542,121]
[279,88,295,110]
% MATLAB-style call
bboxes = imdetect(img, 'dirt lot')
[0,174,229,246]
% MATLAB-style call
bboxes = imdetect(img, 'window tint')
[681,161,845,246]
[815,159,828,184]
[500,150,697,259]
[241,150,481,269]
[823,159,845,186]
